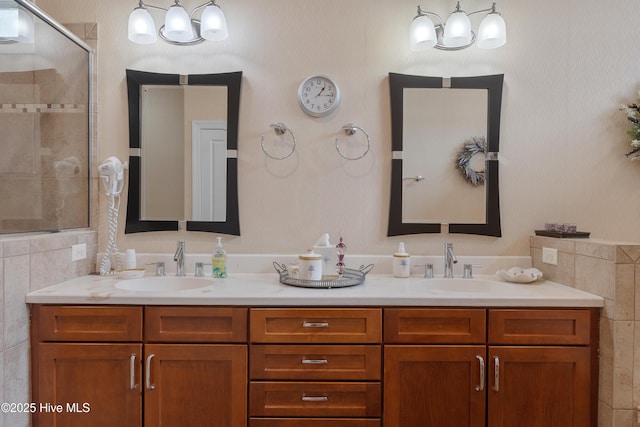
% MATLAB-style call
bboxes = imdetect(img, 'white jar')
[392,242,410,278]
[299,249,322,281]
[393,254,410,278]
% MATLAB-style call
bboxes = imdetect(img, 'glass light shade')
[16,9,34,43]
[164,4,193,42]
[0,8,19,39]
[443,10,472,47]
[201,4,228,41]
[128,7,157,44]
[409,15,436,51]
[477,12,506,49]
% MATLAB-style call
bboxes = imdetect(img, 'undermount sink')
[419,278,520,293]
[115,276,212,292]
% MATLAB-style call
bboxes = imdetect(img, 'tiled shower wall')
[0,230,97,427]
[532,236,640,427]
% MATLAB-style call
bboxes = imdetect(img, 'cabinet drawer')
[488,309,592,345]
[250,382,381,417]
[250,418,380,427]
[250,309,382,343]
[145,306,247,343]
[35,305,142,342]
[384,308,486,344]
[250,345,381,380]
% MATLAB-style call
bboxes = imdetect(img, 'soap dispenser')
[212,237,227,278]
[393,242,410,278]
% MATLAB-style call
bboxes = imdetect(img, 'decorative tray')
[273,262,374,289]
[534,230,590,238]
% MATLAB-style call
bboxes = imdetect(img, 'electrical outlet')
[542,247,558,265]
[71,243,87,261]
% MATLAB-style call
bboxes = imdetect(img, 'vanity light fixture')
[410,1,505,51]
[128,0,228,46]
[0,6,34,44]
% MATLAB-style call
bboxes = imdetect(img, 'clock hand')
[314,83,326,98]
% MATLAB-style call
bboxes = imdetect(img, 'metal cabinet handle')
[302,322,329,328]
[475,355,485,392]
[301,358,329,365]
[145,354,156,390]
[493,356,500,392]
[130,354,138,390]
[301,394,329,402]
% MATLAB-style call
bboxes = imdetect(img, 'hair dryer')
[98,156,126,196]
[98,156,127,275]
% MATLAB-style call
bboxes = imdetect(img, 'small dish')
[116,268,146,280]
[495,267,543,284]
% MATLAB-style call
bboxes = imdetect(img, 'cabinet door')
[144,344,247,427]
[36,343,142,427]
[488,346,591,427]
[384,345,486,427]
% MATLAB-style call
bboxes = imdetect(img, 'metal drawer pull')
[475,355,485,392]
[493,356,500,392]
[145,354,156,390]
[302,321,330,328]
[301,358,329,365]
[130,354,138,390]
[302,394,329,402]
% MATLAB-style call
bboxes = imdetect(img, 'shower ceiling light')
[128,0,228,46]
[410,1,505,51]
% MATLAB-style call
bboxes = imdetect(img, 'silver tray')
[273,262,374,289]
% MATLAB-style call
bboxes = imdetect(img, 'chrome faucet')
[444,242,458,278]
[174,240,186,277]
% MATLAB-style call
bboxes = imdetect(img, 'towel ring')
[261,122,296,160]
[335,123,370,160]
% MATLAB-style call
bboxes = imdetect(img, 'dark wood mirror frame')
[125,69,242,235]
[387,72,503,237]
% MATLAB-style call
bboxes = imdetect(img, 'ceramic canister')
[298,249,322,281]
[393,253,411,278]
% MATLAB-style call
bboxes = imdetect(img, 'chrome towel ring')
[336,123,370,160]
[261,122,296,160]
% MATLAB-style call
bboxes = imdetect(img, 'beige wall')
[36,0,640,258]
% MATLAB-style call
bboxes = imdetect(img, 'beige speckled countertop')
[25,273,604,307]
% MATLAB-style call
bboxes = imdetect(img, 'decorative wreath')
[456,136,486,186]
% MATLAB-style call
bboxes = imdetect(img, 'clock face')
[297,75,340,117]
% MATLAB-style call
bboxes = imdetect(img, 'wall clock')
[297,75,341,117]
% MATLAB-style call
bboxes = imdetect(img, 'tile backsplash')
[0,230,96,427]
[531,235,640,427]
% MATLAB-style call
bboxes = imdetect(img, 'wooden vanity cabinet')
[31,305,143,427]
[249,308,382,427]
[384,308,487,427]
[31,305,247,427]
[486,309,596,427]
[31,304,598,427]
[143,307,247,427]
[383,308,599,427]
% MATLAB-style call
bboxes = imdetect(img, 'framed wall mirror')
[387,73,503,237]
[125,69,241,234]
